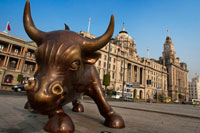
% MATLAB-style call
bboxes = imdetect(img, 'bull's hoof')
[44,113,75,133]
[24,102,37,113]
[72,104,84,112]
[104,113,125,128]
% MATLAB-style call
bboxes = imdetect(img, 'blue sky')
[0,0,200,80]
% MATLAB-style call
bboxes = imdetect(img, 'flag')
[7,23,11,31]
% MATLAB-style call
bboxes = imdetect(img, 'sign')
[126,85,131,89]
[132,82,140,88]
[156,87,160,90]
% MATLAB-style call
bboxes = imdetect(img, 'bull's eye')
[69,61,80,71]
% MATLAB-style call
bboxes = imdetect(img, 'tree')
[17,74,23,83]
[103,74,110,86]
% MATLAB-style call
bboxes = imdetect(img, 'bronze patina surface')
[23,0,125,132]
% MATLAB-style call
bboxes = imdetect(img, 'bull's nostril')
[52,84,63,95]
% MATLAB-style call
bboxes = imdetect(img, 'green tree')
[103,74,110,86]
[17,74,23,83]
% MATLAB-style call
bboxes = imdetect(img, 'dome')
[166,36,171,40]
[115,27,133,41]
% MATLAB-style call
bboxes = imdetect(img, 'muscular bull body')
[23,0,125,132]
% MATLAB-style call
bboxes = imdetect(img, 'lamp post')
[121,38,128,99]
[178,78,181,103]
[105,41,111,97]
[122,54,126,99]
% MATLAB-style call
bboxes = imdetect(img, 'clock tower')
[162,36,176,65]
[160,35,189,102]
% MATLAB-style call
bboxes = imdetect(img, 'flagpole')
[3,21,9,33]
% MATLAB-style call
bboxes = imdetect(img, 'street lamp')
[104,41,111,97]
[121,38,128,99]
[122,53,126,99]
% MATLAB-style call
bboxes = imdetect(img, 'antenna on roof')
[167,29,169,36]
[147,48,149,59]
[87,17,91,33]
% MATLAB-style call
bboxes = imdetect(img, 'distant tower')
[162,35,176,65]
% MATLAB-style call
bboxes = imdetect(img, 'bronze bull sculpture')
[23,0,125,132]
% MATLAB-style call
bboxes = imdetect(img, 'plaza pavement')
[0,93,200,133]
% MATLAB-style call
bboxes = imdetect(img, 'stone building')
[159,36,189,101]
[0,32,37,89]
[80,28,168,100]
[188,75,200,100]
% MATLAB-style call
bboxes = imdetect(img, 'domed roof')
[115,27,133,41]
[166,36,171,40]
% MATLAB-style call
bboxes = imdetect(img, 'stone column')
[3,56,7,66]
[16,59,20,70]
[137,66,140,83]
[9,44,13,53]
[5,57,10,67]
[7,43,11,52]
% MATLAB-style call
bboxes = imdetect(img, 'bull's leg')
[87,82,125,128]
[72,99,84,112]
[44,107,74,133]
[24,101,36,113]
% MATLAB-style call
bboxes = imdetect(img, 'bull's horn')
[64,23,70,30]
[81,15,114,52]
[23,0,46,45]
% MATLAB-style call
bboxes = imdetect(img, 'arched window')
[4,75,13,83]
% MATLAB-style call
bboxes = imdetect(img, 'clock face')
[165,45,169,50]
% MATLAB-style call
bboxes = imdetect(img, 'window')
[14,49,18,55]
[23,64,27,72]
[29,65,34,72]
[0,45,4,51]
[98,61,101,66]
[32,53,35,58]
[112,73,115,79]
[10,60,16,69]
[26,52,31,57]
[104,55,107,60]
[113,65,115,70]
[113,58,116,63]
[4,75,13,83]
[109,64,111,69]
[104,62,106,68]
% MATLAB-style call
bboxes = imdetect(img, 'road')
[0,91,200,133]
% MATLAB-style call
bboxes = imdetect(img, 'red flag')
[7,23,11,31]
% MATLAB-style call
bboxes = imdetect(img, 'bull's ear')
[83,52,101,64]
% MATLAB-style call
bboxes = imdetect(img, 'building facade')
[159,36,189,101]
[0,32,37,89]
[189,76,200,100]
[80,28,168,100]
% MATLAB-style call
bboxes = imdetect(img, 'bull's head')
[23,0,114,113]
